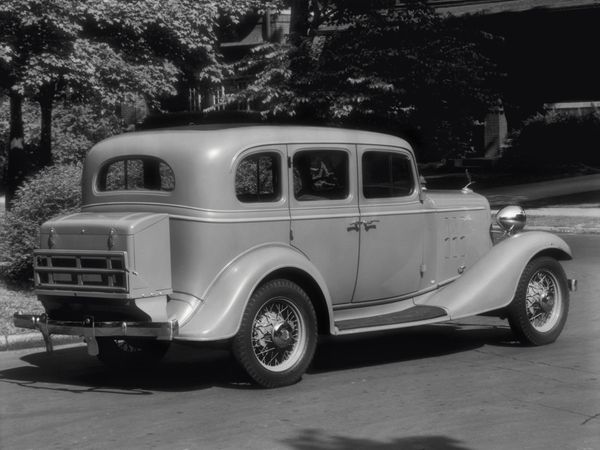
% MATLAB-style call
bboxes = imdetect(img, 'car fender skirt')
[415,231,572,320]
[176,243,333,341]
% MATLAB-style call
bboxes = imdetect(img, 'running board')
[335,305,448,332]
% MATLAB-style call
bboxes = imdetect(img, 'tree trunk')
[5,92,26,210]
[289,0,310,47]
[38,93,53,168]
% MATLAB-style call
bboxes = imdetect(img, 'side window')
[362,151,414,198]
[98,157,175,192]
[235,152,281,202]
[293,150,349,201]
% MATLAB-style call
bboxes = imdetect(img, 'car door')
[352,146,425,303]
[287,144,360,305]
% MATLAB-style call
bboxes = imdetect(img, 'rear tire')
[97,338,170,369]
[232,279,318,388]
[507,256,569,346]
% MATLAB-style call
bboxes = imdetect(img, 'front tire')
[507,256,569,346]
[232,279,318,388]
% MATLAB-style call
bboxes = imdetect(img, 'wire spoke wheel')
[251,297,305,372]
[508,256,569,346]
[525,270,561,333]
[233,279,317,388]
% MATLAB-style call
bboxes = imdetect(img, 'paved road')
[1,235,599,450]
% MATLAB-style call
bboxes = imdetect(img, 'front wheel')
[232,279,318,388]
[507,256,569,346]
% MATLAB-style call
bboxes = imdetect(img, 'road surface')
[1,234,599,450]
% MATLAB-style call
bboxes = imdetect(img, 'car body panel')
[177,242,334,341]
[416,231,572,319]
[353,145,426,302]
[287,143,360,304]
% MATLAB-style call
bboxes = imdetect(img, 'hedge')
[1,164,82,282]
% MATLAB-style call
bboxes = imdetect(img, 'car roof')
[98,124,412,150]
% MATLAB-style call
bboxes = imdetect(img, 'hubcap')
[251,297,305,372]
[526,270,562,333]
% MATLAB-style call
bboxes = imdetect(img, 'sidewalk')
[480,173,600,207]
[481,173,600,234]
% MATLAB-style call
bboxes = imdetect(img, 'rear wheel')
[507,257,569,346]
[97,337,170,368]
[232,279,317,388]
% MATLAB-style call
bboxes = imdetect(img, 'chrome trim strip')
[169,215,291,224]
[83,202,486,217]
[82,202,288,214]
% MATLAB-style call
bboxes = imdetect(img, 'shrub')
[1,164,82,282]
[502,111,600,172]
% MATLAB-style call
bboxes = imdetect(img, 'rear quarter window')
[97,157,175,192]
[235,152,281,203]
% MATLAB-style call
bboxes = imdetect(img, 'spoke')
[266,351,281,366]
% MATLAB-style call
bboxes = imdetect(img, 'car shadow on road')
[0,321,518,393]
[309,322,516,374]
[281,428,474,450]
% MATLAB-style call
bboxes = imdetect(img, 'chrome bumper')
[13,313,178,354]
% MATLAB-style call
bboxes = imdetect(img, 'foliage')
[502,111,600,171]
[50,105,121,164]
[0,0,281,185]
[229,2,501,161]
[0,0,278,105]
[0,164,82,281]
[1,95,120,168]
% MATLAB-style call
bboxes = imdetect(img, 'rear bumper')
[13,313,178,353]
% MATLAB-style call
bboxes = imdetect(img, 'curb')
[0,332,82,352]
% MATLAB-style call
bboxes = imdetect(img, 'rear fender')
[416,231,572,319]
[177,243,333,341]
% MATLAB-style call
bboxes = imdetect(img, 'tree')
[230,1,501,161]
[1,0,278,206]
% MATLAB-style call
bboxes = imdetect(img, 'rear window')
[97,157,175,192]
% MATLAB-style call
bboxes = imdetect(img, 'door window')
[362,151,414,198]
[293,150,349,201]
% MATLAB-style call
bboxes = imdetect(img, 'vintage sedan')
[14,125,576,387]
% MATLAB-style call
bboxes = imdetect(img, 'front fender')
[416,231,572,319]
[177,243,333,341]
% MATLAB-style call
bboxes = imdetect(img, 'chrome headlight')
[496,205,526,235]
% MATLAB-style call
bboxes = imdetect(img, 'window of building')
[293,150,349,201]
[98,157,175,192]
[362,151,414,198]
[235,152,281,202]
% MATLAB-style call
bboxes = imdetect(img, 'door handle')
[347,220,362,231]
[363,219,379,230]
